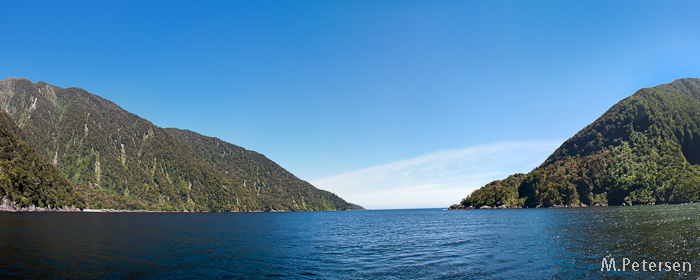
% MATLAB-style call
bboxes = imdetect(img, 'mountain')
[0,77,354,211]
[454,78,700,208]
[165,128,353,211]
[0,105,82,209]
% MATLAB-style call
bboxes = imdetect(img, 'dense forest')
[454,78,700,209]
[0,77,356,211]
[167,128,353,211]
[0,107,82,208]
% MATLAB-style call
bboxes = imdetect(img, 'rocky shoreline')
[447,201,700,210]
[0,196,170,212]
[448,203,608,210]
[0,197,81,212]
[0,197,358,213]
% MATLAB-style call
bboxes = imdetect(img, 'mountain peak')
[4,77,29,82]
[652,77,700,101]
[2,77,35,86]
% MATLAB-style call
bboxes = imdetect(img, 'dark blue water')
[1,205,699,279]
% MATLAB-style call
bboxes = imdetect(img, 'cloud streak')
[312,140,564,209]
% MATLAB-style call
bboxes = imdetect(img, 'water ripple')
[1,205,700,279]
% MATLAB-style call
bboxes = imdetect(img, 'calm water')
[1,205,699,279]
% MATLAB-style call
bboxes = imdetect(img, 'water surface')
[1,205,699,279]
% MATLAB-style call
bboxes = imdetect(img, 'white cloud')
[312,140,564,209]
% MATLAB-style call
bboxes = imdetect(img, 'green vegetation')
[457,78,700,208]
[166,128,353,211]
[0,77,355,211]
[0,107,83,208]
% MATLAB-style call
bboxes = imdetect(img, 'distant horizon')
[3,1,700,209]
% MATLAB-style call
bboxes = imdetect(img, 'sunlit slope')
[0,77,259,211]
[457,78,700,208]
[166,128,354,211]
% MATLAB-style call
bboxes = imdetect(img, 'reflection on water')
[0,205,699,279]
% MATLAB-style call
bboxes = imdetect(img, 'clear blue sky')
[3,1,700,208]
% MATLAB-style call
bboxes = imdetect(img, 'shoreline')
[0,197,357,213]
[448,201,700,210]
[0,208,355,213]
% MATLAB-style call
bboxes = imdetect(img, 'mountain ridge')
[0,77,356,211]
[166,127,354,211]
[453,78,700,209]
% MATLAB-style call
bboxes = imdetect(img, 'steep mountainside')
[0,78,262,211]
[455,78,700,208]
[0,106,82,208]
[166,128,353,211]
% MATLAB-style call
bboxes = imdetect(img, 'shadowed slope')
[0,106,82,208]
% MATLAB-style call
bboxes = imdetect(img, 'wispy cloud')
[312,140,564,209]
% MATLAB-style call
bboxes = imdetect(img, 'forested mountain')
[166,128,353,211]
[0,77,354,211]
[455,78,700,208]
[0,106,82,208]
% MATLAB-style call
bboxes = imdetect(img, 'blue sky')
[3,1,700,208]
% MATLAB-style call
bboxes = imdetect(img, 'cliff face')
[457,78,700,208]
